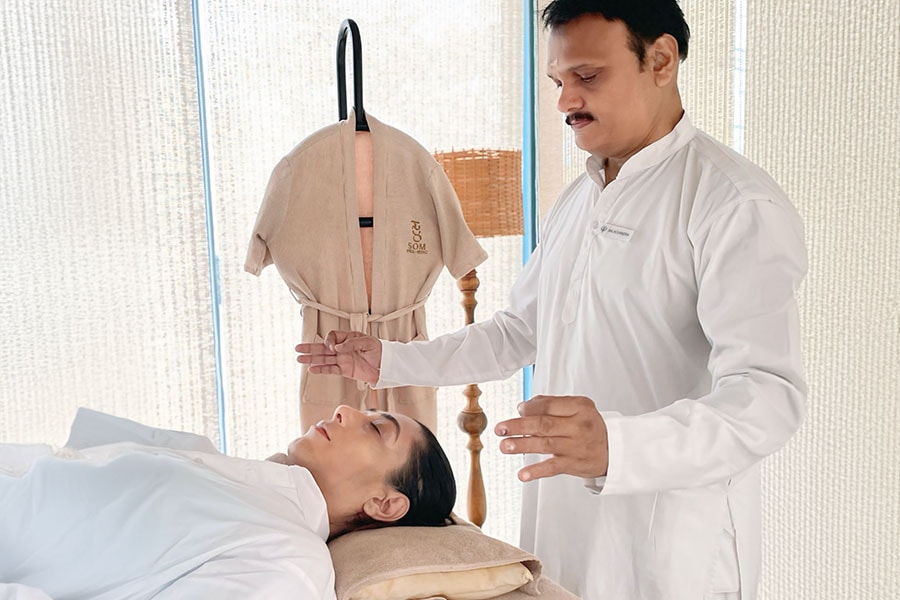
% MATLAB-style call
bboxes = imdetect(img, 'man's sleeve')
[601,198,808,495]
[377,244,542,389]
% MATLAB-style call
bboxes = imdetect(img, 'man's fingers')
[493,395,610,480]
[324,330,369,350]
[324,330,350,349]
[333,336,378,354]
[297,353,339,366]
[308,364,345,376]
[495,396,599,436]
[295,342,332,355]
[494,414,567,438]
[517,395,594,417]
[517,457,566,482]
[499,434,568,456]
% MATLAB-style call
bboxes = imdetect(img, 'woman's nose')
[332,404,359,425]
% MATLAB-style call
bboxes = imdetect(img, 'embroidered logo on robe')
[407,220,428,254]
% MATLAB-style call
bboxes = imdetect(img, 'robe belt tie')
[289,289,430,334]
[289,290,430,392]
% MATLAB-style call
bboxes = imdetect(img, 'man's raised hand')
[295,331,383,385]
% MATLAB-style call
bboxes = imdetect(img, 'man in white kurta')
[0,409,334,600]
[297,6,807,599]
[376,113,807,599]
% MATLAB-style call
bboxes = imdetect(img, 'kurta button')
[591,221,599,232]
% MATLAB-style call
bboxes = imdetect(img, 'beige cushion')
[328,516,543,600]
[350,563,533,600]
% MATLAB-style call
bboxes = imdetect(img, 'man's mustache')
[565,112,595,126]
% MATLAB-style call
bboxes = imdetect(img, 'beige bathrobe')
[245,112,486,431]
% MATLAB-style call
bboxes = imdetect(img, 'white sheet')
[0,584,53,600]
[0,409,335,600]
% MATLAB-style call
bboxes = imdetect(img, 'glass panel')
[199,1,525,544]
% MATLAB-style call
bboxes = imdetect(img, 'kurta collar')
[585,112,697,187]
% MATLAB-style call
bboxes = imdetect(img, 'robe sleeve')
[601,198,807,495]
[426,163,488,279]
[245,158,293,276]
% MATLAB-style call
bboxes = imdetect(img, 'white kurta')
[376,115,807,599]
[0,409,334,600]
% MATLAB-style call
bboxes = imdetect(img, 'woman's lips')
[315,424,331,441]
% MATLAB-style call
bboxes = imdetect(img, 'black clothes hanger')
[336,19,369,132]
[336,18,373,228]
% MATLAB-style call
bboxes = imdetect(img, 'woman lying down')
[0,405,456,599]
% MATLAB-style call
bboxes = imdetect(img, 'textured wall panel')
[746,1,900,597]
[678,0,735,147]
[0,2,217,444]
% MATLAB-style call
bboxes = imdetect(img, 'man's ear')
[362,489,410,524]
[650,33,679,87]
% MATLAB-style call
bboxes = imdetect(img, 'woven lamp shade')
[434,149,523,237]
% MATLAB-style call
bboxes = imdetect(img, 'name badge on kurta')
[599,223,634,242]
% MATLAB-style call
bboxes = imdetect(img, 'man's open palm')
[295,331,382,385]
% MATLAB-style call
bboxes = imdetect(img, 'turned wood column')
[457,269,487,527]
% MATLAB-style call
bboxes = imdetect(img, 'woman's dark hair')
[388,420,456,527]
[541,0,690,63]
[340,419,455,536]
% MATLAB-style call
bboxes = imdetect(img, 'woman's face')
[286,405,422,502]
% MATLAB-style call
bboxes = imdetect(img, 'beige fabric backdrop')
[537,1,900,597]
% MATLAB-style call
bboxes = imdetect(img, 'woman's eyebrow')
[366,409,401,442]
[378,411,400,443]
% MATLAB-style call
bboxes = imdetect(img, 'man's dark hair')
[389,420,456,526]
[541,0,690,63]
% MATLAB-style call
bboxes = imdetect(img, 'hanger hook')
[336,19,369,131]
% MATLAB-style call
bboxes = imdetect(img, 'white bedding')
[0,410,335,600]
[0,584,53,600]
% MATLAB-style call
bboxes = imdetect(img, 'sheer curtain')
[0,1,219,445]
[536,1,900,597]
[1,1,525,545]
